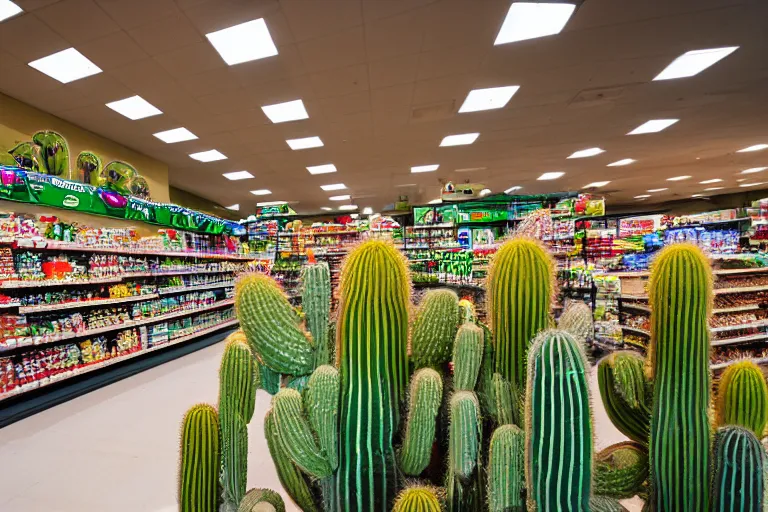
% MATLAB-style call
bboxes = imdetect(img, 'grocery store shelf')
[0,303,21,309]
[621,294,648,301]
[713,304,761,314]
[157,282,234,295]
[621,325,650,336]
[711,333,768,347]
[715,284,768,295]
[153,268,236,276]
[411,224,454,229]
[9,239,256,261]
[622,302,650,313]
[19,293,160,314]
[714,267,768,275]
[0,269,239,289]
[711,356,768,371]
[710,320,768,333]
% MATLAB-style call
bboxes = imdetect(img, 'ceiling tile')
[0,63,63,95]
[361,0,437,22]
[0,12,69,62]
[416,43,487,82]
[281,0,362,42]
[154,41,226,78]
[310,63,369,99]
[66,71,133,103]
[368,53,419,90]
[411,73,474,105]
[176,66,242,97]
[13,0,61,10]
[420,0,506,53]
[0,49,23,68]
[95,0,181,30]
[365,8,424,61]
[318,90,371,122]
[181,0,281,36]
[127,13,204,56]
[296,26,366,74]
[108,58,178,95]
[35,0,121,45]
[78,30,149,70]
[229,44,306,87]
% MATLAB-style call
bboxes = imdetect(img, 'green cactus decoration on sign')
[452,323,484,391]
[594,441,649,499]
[597,351,651,446]
[399,368,443,476]
[32,130,69,178]
[301,262,332,366]
[76,151,103,187]
[488,424,525,512]
[392,486,442,512]
[711,425,765,512]
[102,160,137,196]
[179,404,220,512]
[488,238,553,389]
[8,141,41,172]
[525,330,592,511]
[648,243,712,512]
[715,360,768,436]
[411,288,460,369]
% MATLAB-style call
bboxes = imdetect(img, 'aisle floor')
[0,341,640,511]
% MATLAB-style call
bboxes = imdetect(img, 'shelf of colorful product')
[0,302,21,309]
[711,356,768,371]
[713,304,762,314]
[715,284,768,295]
[18,293,160,314]
[0,272,153,289]
[1,299,234,352]
[621,325,650,337]
[0,318,239,402]
[152,268,238,276]
[710,319,768,333]
[157,282,234,295]
[711,333,768,347]
[622,302,650,313]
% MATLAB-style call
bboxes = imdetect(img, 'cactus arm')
[219,333,257,423]
[488,424,525,512]
[476,322,496,417]
[301,262,332,366]
[238,488,286,512]
[492,372,515,426]
[179,404,220,512]
[305,365,340,471]
[271,389,331,479]
[597,351,651,446]
[452,323,484,391]
[411,289,460,369]
[398,368,443,476]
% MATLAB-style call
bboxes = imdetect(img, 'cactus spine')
[305,365,340,471]
[271,388,331,478]
[557,300,593,345]
[597,351,651,445]
[488,238,553,389]
[335,240,410,511]
[525,330,592,511]
[392,486,442,512]
[648,243,712,511]
[452,323,484,391]
[238,488,286,512]
[715,360,768,435]
[711,426,765,511]
[399,368,443,476]
[411,289,460,369]
[488,424,525,512]
[235,273,314,375]
[302,262,332,366]
[594,441,649,499]
[179,404,220,512]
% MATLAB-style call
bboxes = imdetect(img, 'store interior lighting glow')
[704,187,724,191]
[330,195,350,201]
[607,158,636,167]
[153,127,197,143]
[635,195,651,199]
[286,136,323,150]
[584,181,610,188]
[106,95,162,120]
[411,164,439,173]
[458,86,520,113]
[700,178,723,184]
[205,18,278,65]
[568,147,604,159]
[440,133,479,147]
[740,182,765,188]
[479,188,492,196]
[654,47,739,81]
[0,0,22,22]
[505,186,522,193]
[28,48,102,83]
[494,2,577,45]
[190,150,227,162]
[320,183,346,191]
[222,171,253,180]
[691,194,704,198]
[647,188,668,192]
[741,167,768,174]
[257,200,287,206]
[362,207,373,215]
[667,175,691,181]
[428,199,442,204]
[250,189,271,195]
[338,204,358,211]
[307,164,337,175]
[538,172,564,180]
[261,99,309,123]
[320,207,332,211]
[627,119,679,135]
[225,204,239,211]
[738,144,768,153]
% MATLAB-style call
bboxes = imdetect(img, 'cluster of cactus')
[233,237,768,512]
[178,331,284,511]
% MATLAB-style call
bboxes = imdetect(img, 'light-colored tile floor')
[0,343,642,511]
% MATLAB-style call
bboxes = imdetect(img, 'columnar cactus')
[238,488,286,512]
[594,441,649,499]
[715,360,768,435]
[597,351,651,445]
[302,262,332,366]
[392,486,442,512]
[488,424,525,512]
[711,426,765,511]
[525,330,592,511]
[447,391,483,511]
[557,300,594,346]
[305,365,340,471]
[647,243,712,511]
[235,273,315,375]
[399,368,443,476]
[492,372,515,426]
[452,323,484,391]
[411,289,460,369]
[179,404,220,512]
[488,238,553,388]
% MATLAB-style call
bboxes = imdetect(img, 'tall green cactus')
[302,262,332,366]
[411,288,460,369]
[238,488,286,512]
[648,243,712,511]
[597,351,651,445]
[305,365,340,471]
[236,273,315,375]
[715,360,768,436]
[179,404,220,512]
[335,240,410,511]
[594,441,649,499]
[272,388,331,479]
[488,238,553,388]
[399,368,443,476]
[525,330,592,511]
[488,424,525,512]
[392,486,442,512]
[452,323,483,391]
[711,426,765,511]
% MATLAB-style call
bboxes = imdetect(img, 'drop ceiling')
[1,0,768,215]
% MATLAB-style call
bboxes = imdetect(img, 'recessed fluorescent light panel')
[411,164,439,173]
[567,147,604,159]
[262,99,308,123]
[538,172,564,180]
[628,119,679,135]
[635,195,651,199]
[607,158,636,167]
[741,167,768,174]
[106,95,162,120]
[458,86,520,113]
[222,171,254,180]
[505,186,522,193]
[738,144,768,153]
[225,204,239,211]
[320,183,346,191]
[494,2,577,45]
[362,207,373,215]
[428,199,442,204]
[320,207,333,211]
[740,182,765,188]
[257,200,287,206]
[307,164,337,175]
[28,47,102,84]
[584,181,610,188]
[286,136,323,150]
[190,150,227,162]
[250,189,271,196]
[691,194,704,198]
[330,195,351,201]
[648,188,668,192]
[479,188,492,196]
[454,166,487,173]
[154,127,198,143]
[700,178,723,184]
[205,18,278,65]
[654,47,739,81]
[705,187,724,191]
[338,204,358,211]
[440,133,479,147]
[0,0,22,22]
[667,175,691,181]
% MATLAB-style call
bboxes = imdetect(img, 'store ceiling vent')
[569,85,629,108]
[410,100,456,123]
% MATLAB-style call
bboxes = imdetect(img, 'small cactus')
[488,424,525,512]
[452,323,484,391]
[392,486,442,512]
[238,488,286,512]
[594,441,649,499]
[715,360,768,436]
[179,404,220,512]
[305,365,340,471]
[712,425,766,511]
[557,300,594,345]
[492,372,515,426]
[449,391,482,480]
[597,351,651,446]
[411,288,460,369]
[301,262,332,366]
[271,389,331,479]
[399,368,443,476]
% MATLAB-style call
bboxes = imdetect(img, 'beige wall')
[169,186,239,221]
[0,92,170,203]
